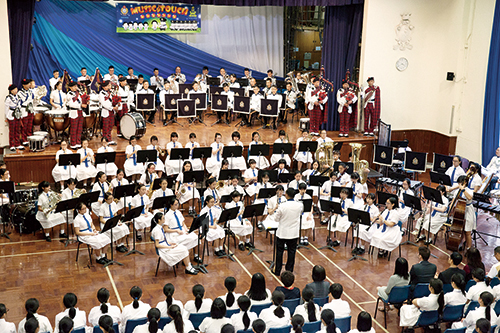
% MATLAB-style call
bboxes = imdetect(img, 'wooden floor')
[1,171,499,332]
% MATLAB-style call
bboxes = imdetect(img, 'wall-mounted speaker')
[447,72,455,81]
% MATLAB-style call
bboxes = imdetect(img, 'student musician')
[454,175,475,250]
[276,159,289,179]
[248,132,270,169]
[212,159,230,181]
[99,81,117,145]
[73,202,111,265]
[412,185,448,245]
[223,175,245,198]
[175,161,200,216]
[227,131,247,171]
[263,78,273,96]
[96,137,118,178]
[151,212,198,275]
[327,188,352,248]
[218,67,230,85]
[186,132,204,171]
[124,136,144,182]
[226,191,254,251]
[76,139,97,187]
[243,159,259,203]
[206,133,224,175]
[289,170,306,191]
[91,171,110,216]
[336,79,357,137]
[265,85,282,130]
[165,132,183,176]
[50,81,65,110]
[255,172,274,229]
[160,81,176,126]
[398,178,414,226]
[283,82,296,124]
[110,169,132,211]
[354,193,379,255]
[146,135,165,177]
[466,163,482,192]
[131,184,153,241]
[199,195,225,257]
[215,83,232,125]
[250,86,264,125]
[294,183,314,246]
[5,84,21,151]
[345,172,366,208]
[337,162,350,185]
[294,130,312,171]
[302,160,321,208]
[369,196,401,258]
[61,178,84,225]
[319,171,340,225]
[271,130,292,166]
[139,163,158,192]
[36,181,66,242]
[151,177,174,215]
[66,81,85,149]
[204,178,221,205]
[99,193,129,253]
[117,76,134,137]
[52,140,77,191]
[229,74,240,88]
[262,185,286,232]
[445,155,466,193]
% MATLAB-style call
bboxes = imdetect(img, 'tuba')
[33,85,48,107]
[350,143,370,184]
[287,71,299,93]
[315,141,336,172]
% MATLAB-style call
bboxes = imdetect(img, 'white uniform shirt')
[88,303,122,326]
[466,281,492,302]
[488,262,500,279]
[4,93,19,121]
[275,199,303,239]
[17,314,52,333]
[50,90,66,109]
[49,77,60,91]
[120,301,151,332]
[54,308,87,333]
[322,299,351,319]
[66,91,82,119]
[0,318,15,333]
[199,317,232,333]
[184,299,213,314]
[444,289,467,306]
[99,90,113,118]
[445,166,466,186]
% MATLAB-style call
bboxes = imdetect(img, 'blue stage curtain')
[7,0,36,86]
[321,4,364,131]
[482,0,500,165]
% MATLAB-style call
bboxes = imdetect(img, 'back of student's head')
[24,317,39,333]
[211,298,227,319]
[394,257,409,280]
[0,303,6,319]
[356,311,372,332]
[472,268,485,281]
[252,319,266,333]
[97,288,110,314]
[168,304,184,333]
[450,251,463,266]
[130,286,142,309]
[479,291,494,322]
[430,278,444,315]
[495,246,500,256]
[476,318,491,333]
[312,265,326,282]
[291,314,304,333]
[221,323,235,333]
[237,295,251,331]
[146,308,160,333]
[329,283,343,299]
[302,286,317,322]
[99,314,115,333]
[280,271,295,288]
[224,276,237,308]
[63,293,78,319]
[25,298,39,320]
[451,273,466,296]
[192,284,205,312]
[163,283,175,308]
[58,316,74,333]
[418,246,431,261]
[321,309,337,333]
[271,290,285,318]
[248,273,267,301]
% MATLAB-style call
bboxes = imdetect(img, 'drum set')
[3,187,42,234]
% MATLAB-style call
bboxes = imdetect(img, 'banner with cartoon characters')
[116,3,201,33]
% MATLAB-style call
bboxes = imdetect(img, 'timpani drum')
[33,105,50,126]
[28,135,44,152]
[33,131,49,147]
[45,109,70,132]
[120,112,146,140]
[299,118,310,131]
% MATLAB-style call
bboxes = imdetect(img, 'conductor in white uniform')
[273,188,304,276]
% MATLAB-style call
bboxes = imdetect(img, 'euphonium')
[350,143,370,184]
[315,141,336,172]
[43,192,62,215]
[156,145,166,157]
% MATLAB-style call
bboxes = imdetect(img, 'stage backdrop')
[27,0,280,89]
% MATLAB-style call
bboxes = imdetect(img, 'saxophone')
[42,192,62,215]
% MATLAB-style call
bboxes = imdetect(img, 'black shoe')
[245,242,254,249]
[220,249,227,255]
[45,235,52,242]
[331,240,340,247]
[59,233,68,239]
[238,243,245,251]
[136,234,142,241]
[193,255,203,263]
[117,245,128,253]
[424,239,433,245]
[378,250,385,258]
[358,247,366,254]
[96,257,107,265]
[185,268,198,275]
[416,235,426,242]
[320,219,329,225]
[351,247,359,255]
[383,250,389,257]
[257,223,264,231]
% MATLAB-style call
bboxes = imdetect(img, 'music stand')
[177,99,196,122]
[179,84,192,97]
[249,144,270,168]
[273,143,293,160]
[136,94,155,111]
[192,147,212,161]
[170,148,190,177]
[310,175,329,189]
[433,153,453,174]
[255,79,267,88]
[259,99,279,131]
[78,191,100,208]
[278,173,295,185]
[137,150,157,169]
[242,203,266,255]
[59,153,81,179]
[258,170,278,184]
[220,194,233,205]
[123,206,145,256]
[347,208,371,261]
[189,92,207,125]
[333,161,354,175]
[376,191,399,209]
[298,141,318,167]
[472,192,489,248]
[101,215,124,267]
[401,193,422,248]
[231,87,245,97]
[54,197,79,246]
[430,171,452,186]
[373,145,394,167]
[318,200,342,252]
[219,169,241,182]
[190,212,209,274]
[234,96,250,130]
[297,198,312,250]
[113,183,136,213]
[222,146,243,170]
[183,170,205,205]
[127,79,139,90]
[218,207,239,261]
[151,178,162,192]
[207,77,220,86]
[152,195,176,215]
[164,93,182,127]
[211,94,229,126]
[404,151,427,173]
[421,185,443,256]
[0,181,14,240]
[95,152,116,177]
[331,186,353,200]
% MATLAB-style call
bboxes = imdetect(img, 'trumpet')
[72,188,86,198]
[215,180,225,190]
[156,145,166,157]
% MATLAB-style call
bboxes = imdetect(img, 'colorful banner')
[116,3,201,33]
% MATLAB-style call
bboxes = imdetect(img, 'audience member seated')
[54,293,87,333]
[245,273,272,305]
[219,277,242,311]
[322,283,351,319]
[18,298,53,333]
[275,271,301,300]
[252,319,266,333]
[377,257,410,307]
[305,265,330,298]
[259,291,290,333]
[132,307,161,333]
[0,303,16,333]
[445,274,467,306]
[185,284,213,314]
[293,287,320,323]
[466,268,493,302]
[474,318,491,333]
[487,246,500,280]
[155,283,186,319]
[452,291,497,333]
[409,247,437,288]
[438,252,466,285]
[464,247,485,282]
[199,298,232,333]
[120,286,151,333]
[318,309,341,333]
[348,311,376,333]
[291,314,304,333]
[163,304,195,333]
[230,296,258,332]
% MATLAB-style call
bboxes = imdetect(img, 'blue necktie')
[341,200,345,217]
[160,227,170,245]
[252,170,257,186]
[303,140,306,156]
[141,196,145,214]
[296,182,298,190]
[451,167,456,184]
[381,211,390,233]
[100,183,105,198]
[401,190,406,208]
[352,184,355,200]
[468,177,473,189]
[216,143,220,162]
[71,190,73,197]
[431,203,439,217]
[212,190,216,199]
[109,205,113,218]
[209,208,214,226]
[150,174,153,184]
[118,181,121,186]
[163,191,166,197]
[238,203,242,221]
[58,91,63,107]
[83,215,92,232]
[174,211,182,229]
[367,206,370,213]
[132,147,136,165]
[84,150,89,167]
[189,143,193,158]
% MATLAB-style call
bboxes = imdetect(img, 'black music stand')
[192,147,212,162]
[234,96,250,130]
[177,99,196,121]
[318,200,342,252]
[179,84,192,97]
[347,208,371,261]
[189,92,207,125]
[242,203,266,255]
[259,99,279,131]
[401,193,422,248]
[278,173,295,185]
[151,178,162,192]
[472,192,489,247]
[113,183,136,213]
[273,143,293,161]
[0,181,14,240]
[170,148,190,177]
[223,146,243,170]
[218,207,239,261]
[298,198,312,250]
[163,93,182,127]
[298,141,318,167]
[404,151,427,173]
[78,191,100,209]
[101,215,124,267]
[258,170,278,184]
[95,152,116,177]
[211,94,229,126]
[430,171,452,186]
[183,170,205,205]
[190,212,209,274]
[59,153,81,179]
[152,195,176,215]
[421,186,442,257]
[433,153,453,174]
[376,191,399,209]
[219,169,241,182]
[207,77,221,86]
[331,186,354,200]
[373,145,394,178]
[137,149,157,167]
[334,161,354,175]
[55,197,79,246]
[249,144,270,168]
[124,206,145,256]
[310,175,329,189]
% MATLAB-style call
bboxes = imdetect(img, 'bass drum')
[12,204,42,234]
[120,112,146,140]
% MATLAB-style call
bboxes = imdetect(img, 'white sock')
[246,238,251,243]
[239,241,244,245]
[60,230,65,234]
[118,243,124,247]
[187,263,193,269]
[45,233,50,237]
[360,245,365,249]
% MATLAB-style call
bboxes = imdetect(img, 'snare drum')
[45,109,70,132]
[84,104,98,129]
[34,105,50,126]
[28,135,44,152]
[33,131,49,147]
[12,204,41,234]
[120,112,146,140]
[299,118,310,131]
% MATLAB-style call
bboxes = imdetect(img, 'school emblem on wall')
[394,13,414,51]
[143,98,149,105]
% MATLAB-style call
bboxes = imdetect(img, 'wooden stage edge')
[3,117,457,183]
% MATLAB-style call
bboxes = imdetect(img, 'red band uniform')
[67,82,84,148]
[362,77,381,135]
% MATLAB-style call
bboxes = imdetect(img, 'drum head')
[120,112,146,140]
